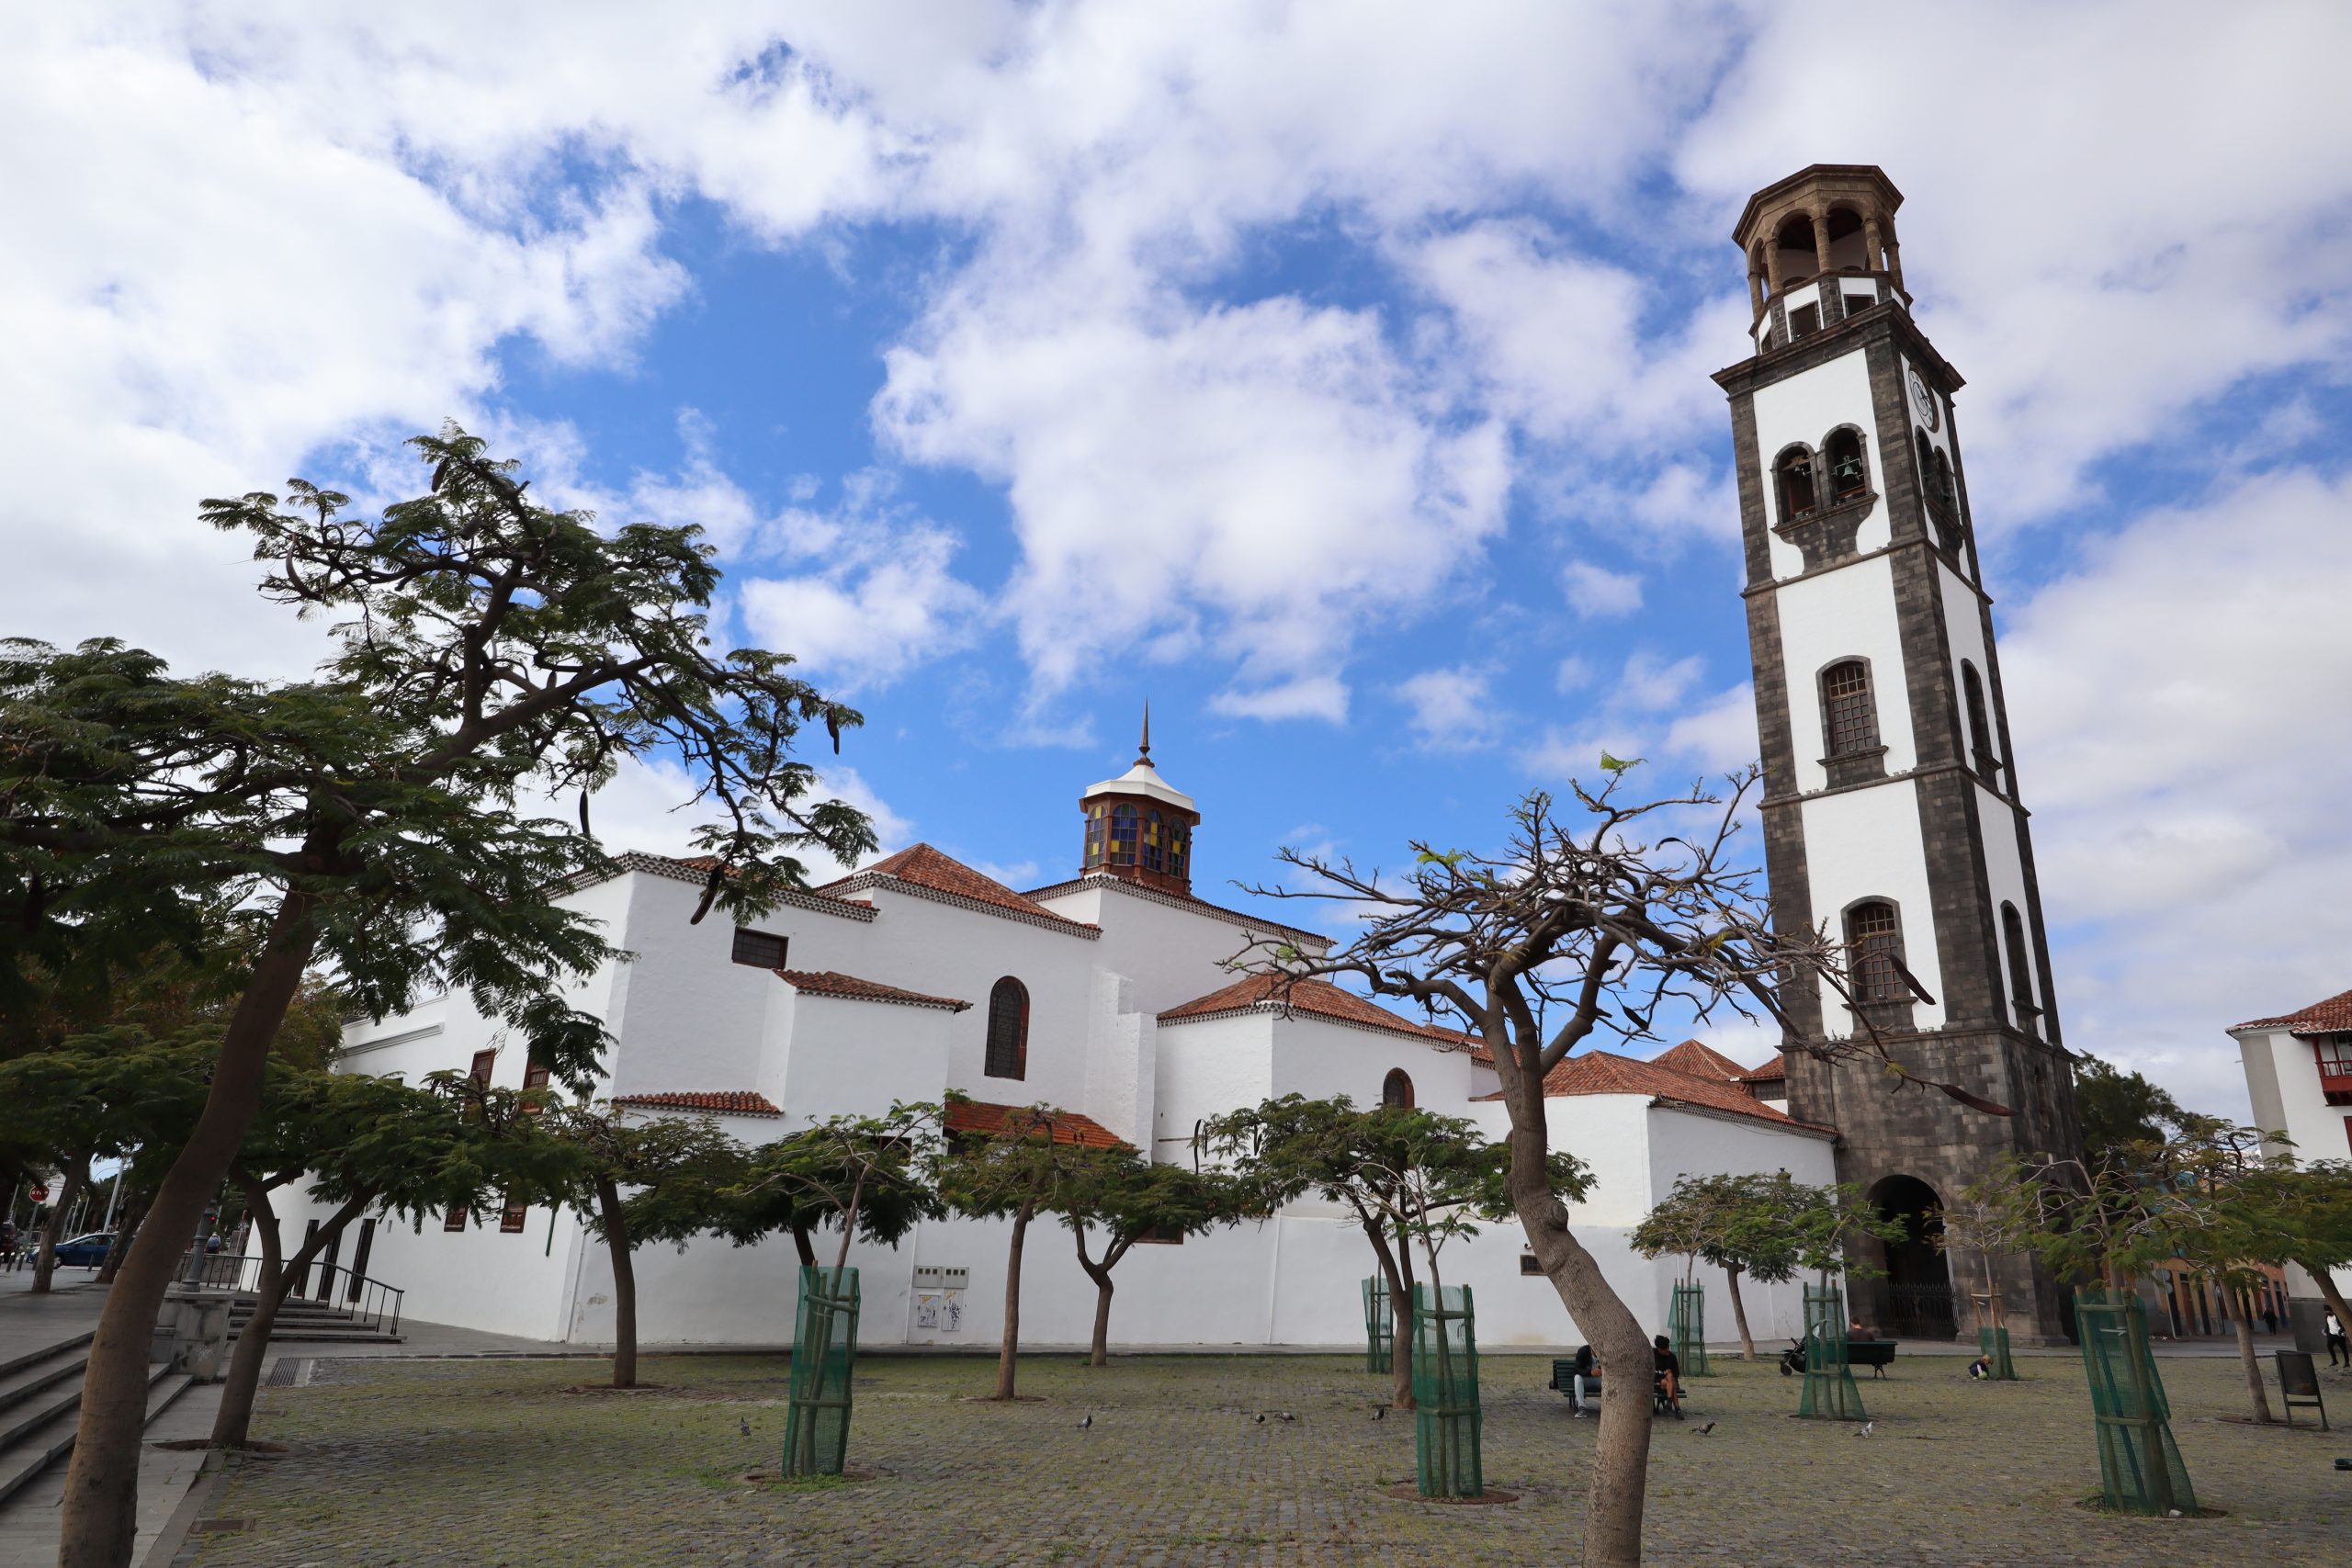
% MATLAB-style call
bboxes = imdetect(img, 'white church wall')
[1082,969,1157,1148]
[768,991,956,1121]
[1798,782,1946,1034]
[1268,1015,1478,1116]
[1750,345,1877,581]
[1153,1012,1276,1159]
[1971,783,2039,1020]
[1035,880,1312,1015]
[1775,554,1916,795]
[2235,1028,2352,1304]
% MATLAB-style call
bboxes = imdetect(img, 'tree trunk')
[1088,1277,1114,1368]
[994,1199,1035,1400]
[595,1178,639,1389]
[1500,1077,1651,1566]
[30,1165,86,1294]
[95,1198,147,1285]
[210,1190,364,1449]
[1725,1264,1757,1359]
[1361,1216,1414,1412]
[790,1220,816,1269]
[58,887,321,1568]
[2228,1285,2273,1424]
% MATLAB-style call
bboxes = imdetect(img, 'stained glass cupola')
[1080,705,1199,894]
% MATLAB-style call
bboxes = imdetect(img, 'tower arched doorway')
[1869,1174,1957,1340]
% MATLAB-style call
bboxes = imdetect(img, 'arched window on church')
[1825,427,1868,502]
[1844,900,1905,1005]
[2001,903,2039,1034]
[1383,1069,1414,1110]
[984,977,1029,1080]
[1962,662,1999,784]
[1141,810,1166,874]
[1107,804,1138,868]
[1820,660,1879,759]
[1774,212,1819,285]
[1775,446,1817,524]
[1930,449,1959,517]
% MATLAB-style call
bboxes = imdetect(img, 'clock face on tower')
[1908,368,1939,432]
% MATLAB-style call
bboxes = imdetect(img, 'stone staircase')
[224,1292,403,1346]
[0,1331,191,1506]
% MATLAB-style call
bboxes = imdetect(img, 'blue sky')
[8,3,2352,1117]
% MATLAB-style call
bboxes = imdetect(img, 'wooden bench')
[1548,1354,1675,1412]
[1848,1339,1897,1378]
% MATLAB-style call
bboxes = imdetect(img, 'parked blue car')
[49,1233,115,1268]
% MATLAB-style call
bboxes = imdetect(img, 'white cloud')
[580,756,910,886]
[1208,675,1351,725]
[739,531,983,691]
[1619,652,1705,712]
[1395,665,1502,751]
[1562,561,1645,618]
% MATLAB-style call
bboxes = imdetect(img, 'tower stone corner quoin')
[1713,162,2086,1345]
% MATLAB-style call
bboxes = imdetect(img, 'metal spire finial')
[1136,700,1152,766]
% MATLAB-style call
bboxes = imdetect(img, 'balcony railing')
[179,1249,405,1337]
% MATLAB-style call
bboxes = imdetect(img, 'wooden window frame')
[1382,1068,1415,1111]
[1824,427,1869,502]
[1962,662,2000,784]
[2000,903,2039,1032]
[521,1058,550,1114]
[443,1204,468,1233]
[1775,446,1818,524]
[1135,1224,1185,1246]
[467,1049,496,1087]
[1844,900,1905,1005]
[1820,660,1880,758]
[984,976,1030,1080]
[730,928,788,970]
[499,1194,529,1235]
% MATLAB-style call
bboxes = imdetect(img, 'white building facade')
[294,739,1839,1354]
[2231,986,2352,1349]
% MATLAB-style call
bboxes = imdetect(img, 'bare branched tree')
[1227,765,2005,1568]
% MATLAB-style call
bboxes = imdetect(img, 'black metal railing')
[179,1249,405,1337]
[1887,1282,1957,1340]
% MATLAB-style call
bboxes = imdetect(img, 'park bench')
[1848,1339,1897,1378]
[1548,1353,1677,1413]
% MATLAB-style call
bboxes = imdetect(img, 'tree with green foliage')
[2,427,872,1566]
[1633,1171,1804,1360]
[939,1101,1105,1401]
[1195,1094,1579,1413]
[2246,1157,2352,1345]
[2073,1055,2189,1166]
[1933,1161,2046,1363]
[544,1103,747,1389]
[1057,1151,1250,1368]
[724,1104,945,1269]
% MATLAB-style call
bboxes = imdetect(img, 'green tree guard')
[1410,1282,1481,1498]
[1796,1284,1866,1420]
[1972,1292,2018,1381]
[1669,1281,1712,1377]
[1363,1275,1393,1373]
[2075,1289,2197,1516]
[785,1265,861,1476]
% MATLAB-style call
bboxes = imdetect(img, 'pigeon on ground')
[1689,1422,1715,1436]
[1253,1413,1267,1425]
[1852,1421,1874,1437]
[1373,1406,1386,1421]
[1275,1411,1296,1423]
[1079,1414,1093,1430]
[739,1417,752,1438]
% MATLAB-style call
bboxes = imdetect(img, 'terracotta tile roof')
[777,969,971,1012]
[823,844,1100,939]
[2233,986,2352,1035]
[1738,1051,1789,1084]
[1478,1049,1834,1135]
[1651,1039,1755,1082]
[613,1089,784,1118]
[1159,974,1470,1047]
[599,852,877,921]
[945,1100,1126,1150]
[1021,873,1333,951]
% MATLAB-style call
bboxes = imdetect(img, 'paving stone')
[189,1351,2351,1566]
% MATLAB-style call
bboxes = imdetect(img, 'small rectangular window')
[499,1195,528,1234]
[1520,1252,1544,1276]
[1791,302,1820,337]
[730,928,788,969]
[521,1058,551,1113]
[468,1049,496,1087]
[1847,291,1874,317]
[1136,1224,1185,1246]
[443,1204,468,1233]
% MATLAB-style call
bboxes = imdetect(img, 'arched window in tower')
[1825,427,1868,502]
[1107,804,1138,868]
[1383,1069,1414,1110]
[984,977,1029,1079]
[1822,207,1868,272]
[1820,660,1879,758]
[1961,662,1999,784]
[2000,903,2039,1033]
[1774,213,1819,285]
[1844,900,1905,1004]
[1774,446,1817,524]
[1930,449,1958,517]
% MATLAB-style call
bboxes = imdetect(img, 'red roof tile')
[1651,1040,1755,1082]
[1159,973,1469,1046]
[945,1100,1126,1150]
[2233,986,2352,1035]
[777,969,971,1012]
[1738,1051,1789,1084]
[613,1090,783,1118]
[824,844,1099,935]
[1480,1050,1833,1134]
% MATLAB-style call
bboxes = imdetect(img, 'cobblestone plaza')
[186,1351,2347,1567]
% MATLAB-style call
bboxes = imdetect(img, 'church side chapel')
[292,164,2080,1355]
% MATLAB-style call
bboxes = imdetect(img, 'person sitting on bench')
[1652,1335,1684,1417]
[1568,1342,1599,1417]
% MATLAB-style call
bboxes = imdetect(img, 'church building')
[290,164,2076,1354]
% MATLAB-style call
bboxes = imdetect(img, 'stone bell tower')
[1713,165,2084,1343]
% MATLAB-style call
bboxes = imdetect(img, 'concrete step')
[255,1326,402,1344]
[0,1330,93,1385]
[0,1345,91,1427]
[0,1360,174,1508]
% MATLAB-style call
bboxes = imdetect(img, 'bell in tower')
[1714,165,2085,1345]
[1079,705,1200,895]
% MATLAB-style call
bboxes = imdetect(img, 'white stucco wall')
[1034,879,1322,1014]
[1776,554,1917,793]
[1153,1011,1276,1159]
[1751,344,1879,581]
[1799,781,1944,1034]
[1972,784,2040,1023]
[2234,1028,2352,1303]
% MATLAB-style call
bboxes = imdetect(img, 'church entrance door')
[1870,1175,1957,1340]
